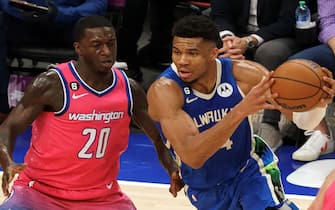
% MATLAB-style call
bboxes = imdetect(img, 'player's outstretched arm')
[129,79,184,197]
[0,70,62,196]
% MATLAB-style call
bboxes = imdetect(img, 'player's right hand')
[2,163,26,196]
[239,73,280,116]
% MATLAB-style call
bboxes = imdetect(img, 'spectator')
[289,0,335,161]
[117,0,177,82]
[0,15,182,209]
[147,15,335,209]
[0,0,108,125]
[209,0,314,150]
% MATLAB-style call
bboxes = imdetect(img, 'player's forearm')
[0,126,13,155]
[0,142,14,170]
[153,141,179,175]
[184,105,246,168]
[135,113,180,175]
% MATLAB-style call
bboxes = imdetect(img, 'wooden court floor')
[119,181,314,210]
[0,174,314,209]
[0,178,313,210]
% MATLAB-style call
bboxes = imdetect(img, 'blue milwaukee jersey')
[158,58,254,189]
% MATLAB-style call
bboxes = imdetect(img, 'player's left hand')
[2,163,26,196]
[316,67,335,107]
[169,171,184,197]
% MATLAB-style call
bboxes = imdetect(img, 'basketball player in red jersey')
[0,15,183,209]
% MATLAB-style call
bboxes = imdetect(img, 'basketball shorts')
[0,184,136,210]
[184,135,298,210]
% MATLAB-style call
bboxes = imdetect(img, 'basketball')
[271,59,327,112]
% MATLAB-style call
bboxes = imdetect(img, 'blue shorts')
[185,135,290,210]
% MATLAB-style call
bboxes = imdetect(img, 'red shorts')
[0,184,136,210]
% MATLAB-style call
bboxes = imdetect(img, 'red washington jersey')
[18,61,133,200]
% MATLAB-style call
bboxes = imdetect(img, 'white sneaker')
[292,130,334,161]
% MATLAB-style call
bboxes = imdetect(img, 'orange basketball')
[271,59,327,112]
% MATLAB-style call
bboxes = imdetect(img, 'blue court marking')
[276,145,335,196]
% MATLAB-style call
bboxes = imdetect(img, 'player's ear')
[211,47,219,60]
[73,42,82,56]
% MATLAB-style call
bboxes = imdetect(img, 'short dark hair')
[73,15,114,41]
[172,15,221,47]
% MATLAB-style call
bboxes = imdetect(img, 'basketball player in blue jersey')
[147,15,335,210]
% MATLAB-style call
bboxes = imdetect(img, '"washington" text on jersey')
[68,109,124,123]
